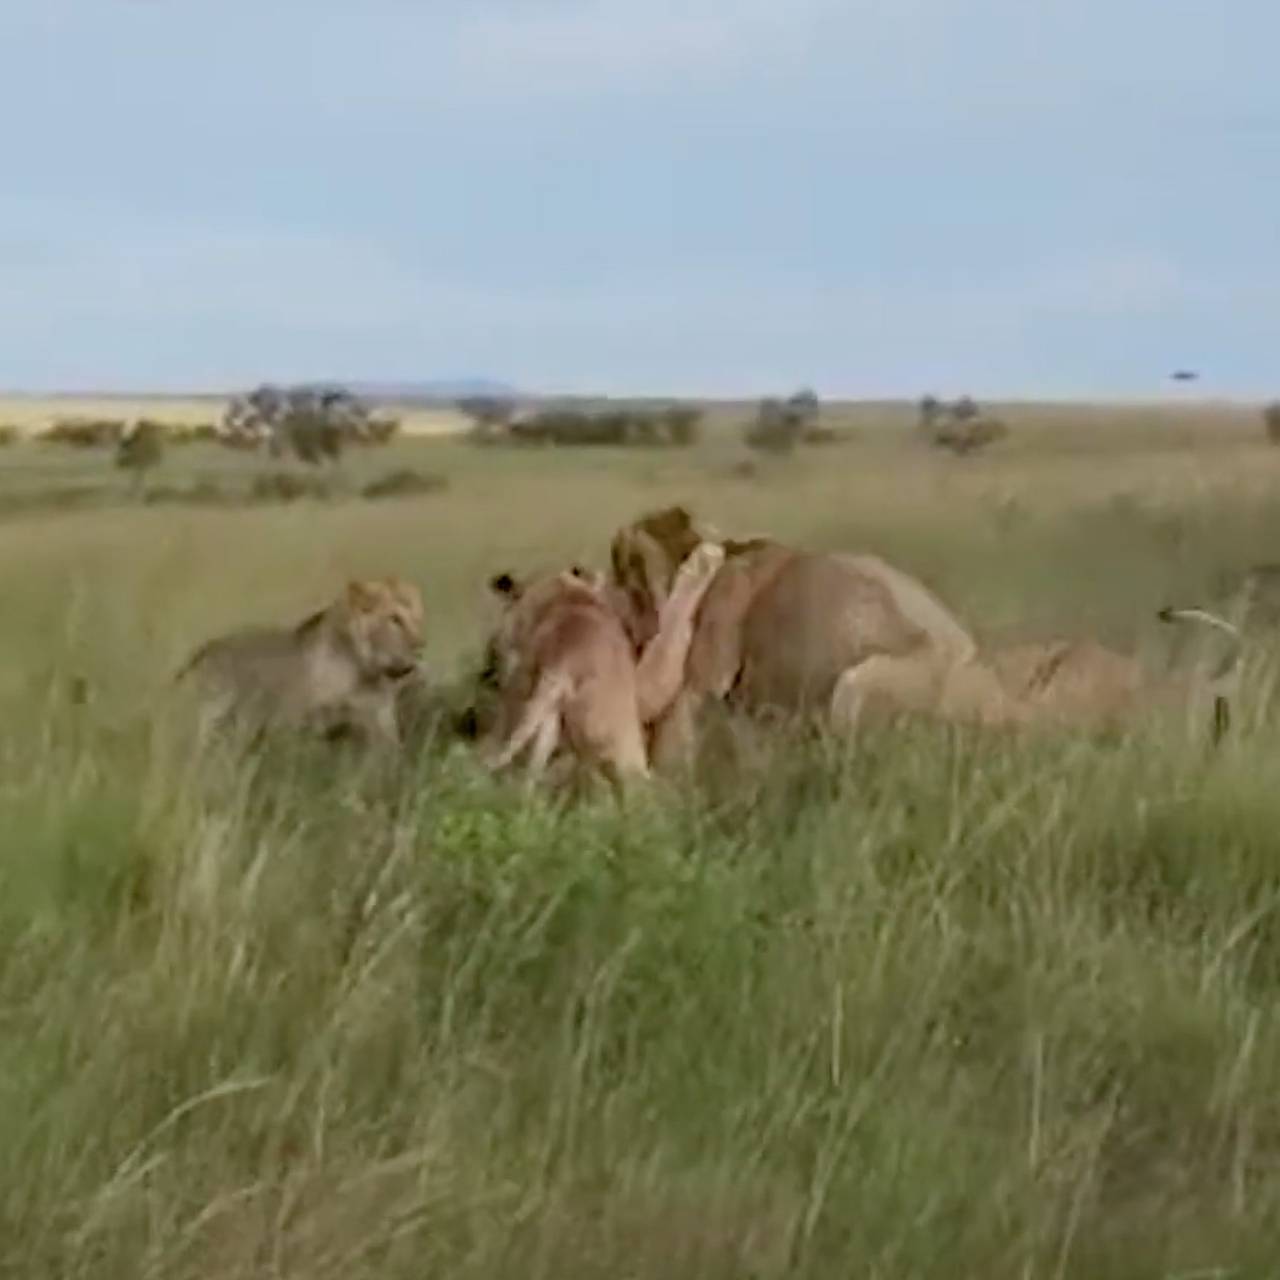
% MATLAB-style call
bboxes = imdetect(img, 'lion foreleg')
[634,542,725,725]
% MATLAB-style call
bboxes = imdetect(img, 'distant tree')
[221,384,283,451]
[662,404,702,447]
[220,384,394,463]
[788,387,820,426]
[917,394,942,432]
[1265,402,1280,446]
[115,420,165,494]
[918,394,1006,456]
[457,395,517,438]
[745,397,804,454]
[282,389,345,464]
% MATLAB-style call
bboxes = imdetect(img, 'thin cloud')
[444,0,836,89]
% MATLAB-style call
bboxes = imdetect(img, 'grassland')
[4,402,1280,1278]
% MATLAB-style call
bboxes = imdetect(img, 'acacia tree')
[745,397,804,454]
[220,385,397,463]
[919,394,1008,455]
[115,420,165,494]
[787,388,821,431]
[918,394,942,432]
[457,395,517,440]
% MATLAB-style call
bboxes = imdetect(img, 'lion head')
[609,505,714,647]
[337,577,425,680]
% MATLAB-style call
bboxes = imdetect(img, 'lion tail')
[1157,605,1242,676]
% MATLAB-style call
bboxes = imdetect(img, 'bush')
[931,414,1008,455]
[0,425,19,447]
[361,468,448,501]
[473,401,701,448]
[361,415,400,446]
[743,390,825,455]
[1264,402,1280,445]
[745,398,804,454]
[39,418,126,448]
[141,480,234,507]
[458,395,516,427]
[248,471,334,503]
[803,424,839,445]
[661,405,702,446]
[919,395,1009,455]
[164,422,221,446]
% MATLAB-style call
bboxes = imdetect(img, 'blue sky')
[2,0,1277,397]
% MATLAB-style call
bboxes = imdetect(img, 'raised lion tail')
[1156,605,1243,683]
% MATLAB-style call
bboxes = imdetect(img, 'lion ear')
[345,580,384,613]
[489,571,520,599]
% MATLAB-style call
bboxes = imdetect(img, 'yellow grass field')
[5,400,1280,1278]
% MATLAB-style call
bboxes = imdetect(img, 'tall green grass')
[4,424,1280,1277]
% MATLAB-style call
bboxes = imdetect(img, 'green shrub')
[918,395,1010,455]
[361,468,448,501]
[479,402,702,448]
[248,471,334,503]
[39,418,126,448]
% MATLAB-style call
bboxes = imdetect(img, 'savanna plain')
[6,400,1280,1278]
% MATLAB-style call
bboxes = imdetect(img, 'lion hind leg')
[485,670,569,773]
[831,652,1029,733]
[829,653,947,733]
[597,725,651,800]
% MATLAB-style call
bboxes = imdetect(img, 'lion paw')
[679,541,726,584]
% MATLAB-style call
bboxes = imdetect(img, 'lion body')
[610,508,991,763]
[484,542,724,786]
[179,577,424,745]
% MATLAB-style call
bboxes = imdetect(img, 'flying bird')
[1170,370,1200,382]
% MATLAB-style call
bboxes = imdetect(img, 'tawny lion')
[481,542,725,788]
[178,577,425,746]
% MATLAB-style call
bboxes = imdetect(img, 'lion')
[177,577,425,746]
[609,505,1000,765]
[984,607,1241,740]
[830,606,1243,742]
[481,541,725,788]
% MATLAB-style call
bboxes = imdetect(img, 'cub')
[178,577,424,745]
